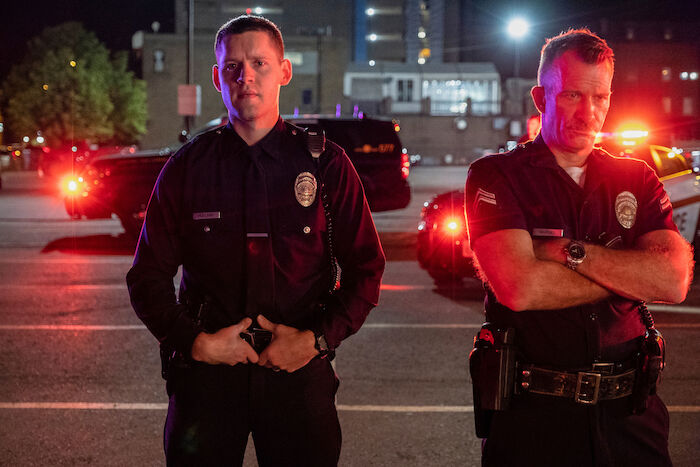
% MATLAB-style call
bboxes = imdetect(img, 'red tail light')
[401,152,410,179]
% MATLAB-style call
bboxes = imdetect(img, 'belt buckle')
[592,362,614,375]
[575,371,601,404]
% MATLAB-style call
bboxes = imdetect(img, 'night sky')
[0,0,173,80]
[0,0,697,82]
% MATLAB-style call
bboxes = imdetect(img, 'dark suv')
[63,115,411,237]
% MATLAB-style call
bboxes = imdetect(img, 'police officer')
[127,15,385,466]
[465,29,692,466]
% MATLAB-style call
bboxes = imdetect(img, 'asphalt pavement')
[0,168,698,466]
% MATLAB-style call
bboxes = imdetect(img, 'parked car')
[63,115,411,237]
[417,138,700,284]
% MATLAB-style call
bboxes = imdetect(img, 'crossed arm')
[472,228,693,311]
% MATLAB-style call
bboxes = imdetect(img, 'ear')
[531,85,546,114]
[280,58,292,86]
[212,64,222,93]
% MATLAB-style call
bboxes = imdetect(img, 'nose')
[236,62,254,84]
[576,95,597,122]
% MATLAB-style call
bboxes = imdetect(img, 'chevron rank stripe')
[475,188,497,209]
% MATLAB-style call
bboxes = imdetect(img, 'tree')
[1,22,147,147]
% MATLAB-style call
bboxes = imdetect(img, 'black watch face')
[569,243,585,260]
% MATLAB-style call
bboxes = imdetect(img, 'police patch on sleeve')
[294,172,317,207]
[615,191,637,229]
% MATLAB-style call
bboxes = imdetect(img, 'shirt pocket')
[183,212,242,260]
[273,204,328,277]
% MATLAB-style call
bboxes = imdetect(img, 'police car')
[417,132,700,284]
[62,115,411,237]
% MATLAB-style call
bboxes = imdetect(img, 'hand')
[190,317,259,366]
[532,237,569,264]
[256,315,318,373]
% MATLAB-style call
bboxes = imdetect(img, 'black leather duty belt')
[518,363,636,405]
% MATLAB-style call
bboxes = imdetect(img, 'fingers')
[234,316,253,331]
[243,341,259,364]
[256,314,277,332]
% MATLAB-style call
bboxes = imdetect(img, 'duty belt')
[518,363,636,405]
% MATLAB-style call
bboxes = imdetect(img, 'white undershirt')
[563,164,587,187]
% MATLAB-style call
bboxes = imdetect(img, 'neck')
[541,133,590,168]
[232,114,279,146]
[552,150,589,169]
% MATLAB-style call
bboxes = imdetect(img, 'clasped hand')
[190,315,318,373]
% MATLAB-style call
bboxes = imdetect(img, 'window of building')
[397,80,414,102]
[662,97,672,114]
[153,50,165,73]
[661,68,671,81]
[302,89,313,105]
[682,97,694,116]
[422,79,499,115]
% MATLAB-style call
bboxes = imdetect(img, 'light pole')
[506,17,529,79]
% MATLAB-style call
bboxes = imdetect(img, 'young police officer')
[127,15,385,466]
[466,29,692,466]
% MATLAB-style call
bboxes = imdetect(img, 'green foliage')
[1,22,147,147]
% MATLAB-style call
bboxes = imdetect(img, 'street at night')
[0,168,698,466]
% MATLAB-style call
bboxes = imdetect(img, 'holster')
[631,328,665,414]
[468,323,517,438]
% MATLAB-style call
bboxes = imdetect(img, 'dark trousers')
[164,357,341,466]
[482,393,672,467]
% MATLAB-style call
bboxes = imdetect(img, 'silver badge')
[615,191,637,229]
[294,172,317,207]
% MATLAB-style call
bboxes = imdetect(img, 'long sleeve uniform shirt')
[127,119,385,355]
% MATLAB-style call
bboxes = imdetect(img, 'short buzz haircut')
[214,15,284,58]
[537,28,614,85]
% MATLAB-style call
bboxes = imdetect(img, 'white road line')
[2,323,699,331]
[1,402,698,413]
[364,323,482,329]
[0,325,145,330]
[0,257,133,264]
[648,304,700,315]
[0,284,126,290]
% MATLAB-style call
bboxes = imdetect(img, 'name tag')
[193,211,221,220]
[532,228,564,237]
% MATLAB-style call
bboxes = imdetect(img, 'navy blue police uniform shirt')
[127,118,385,356]
[465,135,677,369]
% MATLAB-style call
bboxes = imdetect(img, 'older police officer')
[127,15,384,466]
[466,29,692,466]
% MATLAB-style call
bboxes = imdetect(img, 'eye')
[256,60,266,67]
[223,63,237,72]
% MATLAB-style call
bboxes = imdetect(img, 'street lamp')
[506,17,529,78]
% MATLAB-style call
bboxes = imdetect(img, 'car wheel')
[117,203,146,239]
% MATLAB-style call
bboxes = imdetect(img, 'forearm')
[480,255,611,311]
[575,239,692,303]
[319,289,376,349]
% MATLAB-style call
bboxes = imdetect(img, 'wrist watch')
[565,241,586,270]
[314,332,330,357]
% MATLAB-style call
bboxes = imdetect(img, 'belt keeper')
[520,368,531,391]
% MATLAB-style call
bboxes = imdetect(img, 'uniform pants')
[164,357,341,466]
[482,393,671,467]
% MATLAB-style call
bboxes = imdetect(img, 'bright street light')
[507,18,529,39]
[506,17,529,79]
